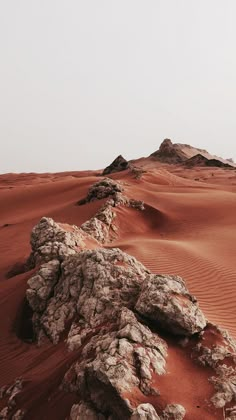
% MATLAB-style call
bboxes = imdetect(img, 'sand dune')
[0,164,236,419]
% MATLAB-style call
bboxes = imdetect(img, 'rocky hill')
[150,139,235,168]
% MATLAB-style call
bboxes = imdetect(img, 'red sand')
[0,164,236,419]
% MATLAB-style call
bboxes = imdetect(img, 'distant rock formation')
[151,139,186,163]
[103,154,129,175]
[151,139,235,168]
[185,154,233,168]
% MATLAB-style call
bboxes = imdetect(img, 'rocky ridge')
[5,176,236,419]
[27,178,144,268]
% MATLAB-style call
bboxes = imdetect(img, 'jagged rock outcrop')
[103,155,129,175]
[28,217,87,266]
[162,404,186,419]
[64,308,167,418]
[77,178,144,211]
[131,404,160,419]
[81,200,117,243]
[78,178,124,205]
[23,215,236,419]
[26,259,60,312]
[27,179,144,269]
[135,274,206,336]
[26,246,207,346]
[26,248,149,344]
[195,325,236,409]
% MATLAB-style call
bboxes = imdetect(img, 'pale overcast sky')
[0,1,236,173]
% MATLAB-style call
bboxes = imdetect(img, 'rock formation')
[150,139,186,163]
[150,139,235,168]
[103,155,129,175]
[77,178,144,210]
[195,324,236,409]
[18,201,236,419]
[77,178,124,205]
[135,274,206,336]
[185,154,233,168]
[26,178,145,266]
[28,217,88,266]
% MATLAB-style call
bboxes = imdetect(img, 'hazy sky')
[1,1,236,173]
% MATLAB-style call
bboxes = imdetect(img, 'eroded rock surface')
[162,404,186,419]
[63,308,167,418]
[195,325,236,409]
[131,403,160,419]
[78,178,124,205]
[81,200,117,243]
[28,217,87,266]
[78,178,144,211]
[135,274,206,336]
[23,214,236,419]
[26,248,149,344]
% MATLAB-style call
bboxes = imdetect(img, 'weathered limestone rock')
[196,325,236,408]
[78,178,124,204]
[131,403,160,419]
[162,404,186,419]
[25,219,235,419]
[63,308,167,419]
[135,274,206,336]
[26,248,149,343]
[28,217,86,265]
[70,401,105,420]
[210,364,236,408]
[26,259,60,312]
[81,201,116,243]
[78,178,144,213]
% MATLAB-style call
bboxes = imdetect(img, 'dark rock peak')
[103,154,129,175]
[151,139,186,163]
[159,138,173,152]
[185,153,233,168]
